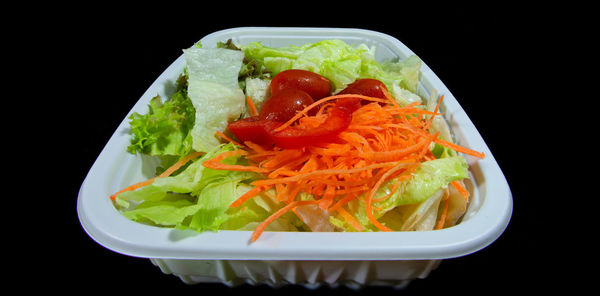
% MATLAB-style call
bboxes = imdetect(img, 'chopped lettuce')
[221,185,303,232]
[118,39,473,236]
[377,156,469,210]
[241,39,422,103]
[116,143,260,231]
[243,77,271,115]
[183,47,246,153]
[329,156,469,231]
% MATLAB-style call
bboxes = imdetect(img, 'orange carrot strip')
[435,190,450,230]
[251,161,418,187]
[424,95,444,130]
[361,136,430,162]
[243,141,268,154]
[372,174,412,202]
[381,87,400,107]
[229,185,272,208]
[215,130,242,147]
[336,207,365,232]
[110,178,156,201]
[451,180,470,200]
[202,150,270,173]
[390,107,442,116]
[364,162,416,231]
[434,138,485,158]
[328,192,360,212]
[273,94,390,132]
[110,151,204,200]
[247,96,259,117]
[250,200,318,242]
[158,151,204,178]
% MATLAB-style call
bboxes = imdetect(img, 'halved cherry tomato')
[269,106,352,149]
[227,116,282,146]
[338,78,388,105]
[270,69,332,100]
[259,88,314,122]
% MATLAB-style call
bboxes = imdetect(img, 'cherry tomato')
[338,78,389,105]
[259,88,314,122]
[270,69,332,100]
[227,116,282,146]
[269,106,352,149]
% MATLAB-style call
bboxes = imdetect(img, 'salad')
[111,39,484,242]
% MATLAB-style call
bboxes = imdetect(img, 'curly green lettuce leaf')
[127,75,195,157]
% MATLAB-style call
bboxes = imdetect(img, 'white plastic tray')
[77,27,512,287]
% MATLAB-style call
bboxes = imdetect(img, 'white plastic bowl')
[77,27,512,288]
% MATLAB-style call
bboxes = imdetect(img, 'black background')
[23,3,574,294]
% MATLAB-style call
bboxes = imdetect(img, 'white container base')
[150,258,440,289]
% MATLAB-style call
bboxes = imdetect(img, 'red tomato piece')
[338,78,389,105]
[259,88,315,122]
[227,116,282,146]
[270,69,332,100]
[269,106,352,149]
[335,96,362,113]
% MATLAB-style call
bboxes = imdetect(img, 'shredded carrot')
[364,161,416,232]
[247,96,259,117]
[382,87,401,107]
[110,151,204,200]
[273,94,391,132]
[451,180,470,200]
[197,91,485,241]
[435,190,450,230]
[250,200,318,242]
[215,130,242,147]
[434,138,485,158]
[110,179,156,201]
[425,95,444,130]
[336,207,365,232]
[230,185,272,208]
[202,149,270,173]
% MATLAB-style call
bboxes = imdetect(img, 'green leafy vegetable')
[117,143,261,231]
[240,39,422,102]
[127,74,195,157]
[330,156,469,231]
[183,47,246,153]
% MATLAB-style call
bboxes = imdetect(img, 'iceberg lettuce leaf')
[377,156,469,210]
[183,47,246,153]
[116,143,259,230]
[330,156,469,231]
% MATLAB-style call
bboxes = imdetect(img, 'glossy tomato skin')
[259,88,315,122]
[269,106,352,149]
[270,69,332,100]
[338,78,389,105]
[335,96,362,113]
[227,116,282,146]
